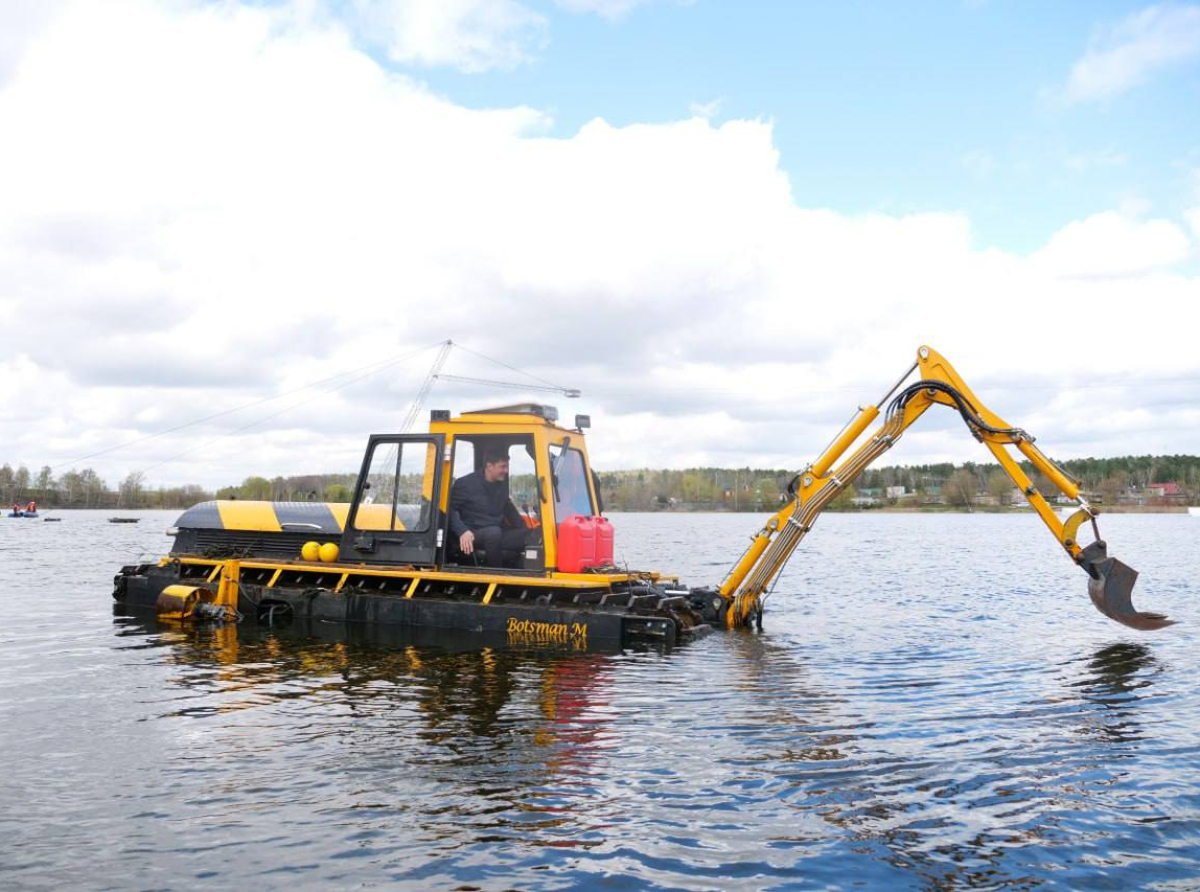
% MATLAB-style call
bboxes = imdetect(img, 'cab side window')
[354,441,436,532]
[549,444,593,520]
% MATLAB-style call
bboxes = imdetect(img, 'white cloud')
[553,0,656,19]
[1118,194,1153,218]
[688,97,723,119]
[1032,211,1193,277]
[1186,168,1200,245]
[1063,3,1200,103]
[0,0,68,85]
[1065,147,1127,171]
[347,0,548,72]
[1186,207,1200,244]
[340,0,661,72]
[0,1,1197,490]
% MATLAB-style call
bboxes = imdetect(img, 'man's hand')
[459,530,475,555]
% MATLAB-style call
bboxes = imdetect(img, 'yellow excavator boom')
[719,346,1172,632]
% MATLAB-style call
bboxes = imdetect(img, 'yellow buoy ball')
[301,541,321,562]
[318,542,340,563]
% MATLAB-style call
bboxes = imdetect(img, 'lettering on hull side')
[506,617,588,649]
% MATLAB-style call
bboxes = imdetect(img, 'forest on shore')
[4,454,1198,512]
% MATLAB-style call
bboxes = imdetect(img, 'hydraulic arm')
[719,346,1173,632]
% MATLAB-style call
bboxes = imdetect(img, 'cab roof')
[430,404,589,436]
[461,403,559,421]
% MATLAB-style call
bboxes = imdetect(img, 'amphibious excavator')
[113,346,1172,647]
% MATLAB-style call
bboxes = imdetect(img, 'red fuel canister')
[594,516,613,566]
[557,514,597,572]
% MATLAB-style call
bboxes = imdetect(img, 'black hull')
[115,563,690,650]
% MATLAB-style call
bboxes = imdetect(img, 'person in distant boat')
[448,448,527,568]
[26,501,36,514]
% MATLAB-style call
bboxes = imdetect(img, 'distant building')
[1146,482,1186,504]
[1147,482,1181,497]
[885,485,906,499]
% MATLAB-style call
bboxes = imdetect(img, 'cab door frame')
[439,431,548,573]
[543,431,600,571]
[342,433,445,566]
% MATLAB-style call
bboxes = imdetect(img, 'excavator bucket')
[1077,540,1174,631]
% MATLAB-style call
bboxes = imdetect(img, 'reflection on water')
[1068,642,1158,746]
[1077,642,1157,705]
[3,510,1199,889]
[118,614,619,747]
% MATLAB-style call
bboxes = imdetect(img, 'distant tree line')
[596,454,1200,511]
[7,454,1198,512]
[0,464,212,510]
[595,468,792,512]
[215,474,358,503]
[854,455,1200,509]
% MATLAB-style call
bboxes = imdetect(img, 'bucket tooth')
[1078,541,1174,631]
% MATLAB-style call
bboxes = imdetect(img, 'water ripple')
[1,510,1198,888]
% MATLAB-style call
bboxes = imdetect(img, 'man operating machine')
[449,448,528,568]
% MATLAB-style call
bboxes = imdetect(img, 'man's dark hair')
[482,447,510,465]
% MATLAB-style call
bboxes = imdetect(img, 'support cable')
[54,340,444,470]
[139,346,446,474]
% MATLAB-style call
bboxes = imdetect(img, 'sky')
[0,0,1198,490]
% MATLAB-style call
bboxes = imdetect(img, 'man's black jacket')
[448,471,523,537]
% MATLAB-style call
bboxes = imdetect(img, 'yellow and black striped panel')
[176,501,348,535]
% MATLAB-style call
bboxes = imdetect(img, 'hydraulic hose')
[731,379,1030,624]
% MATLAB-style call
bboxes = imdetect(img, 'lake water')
[2,510,1198,889]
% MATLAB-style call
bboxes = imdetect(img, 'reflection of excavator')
[114,346,1172,646]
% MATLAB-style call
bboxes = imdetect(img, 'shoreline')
[610,504,1192,515]
[16,505,1192,516]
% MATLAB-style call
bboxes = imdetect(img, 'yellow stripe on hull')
[214,501,283,532]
